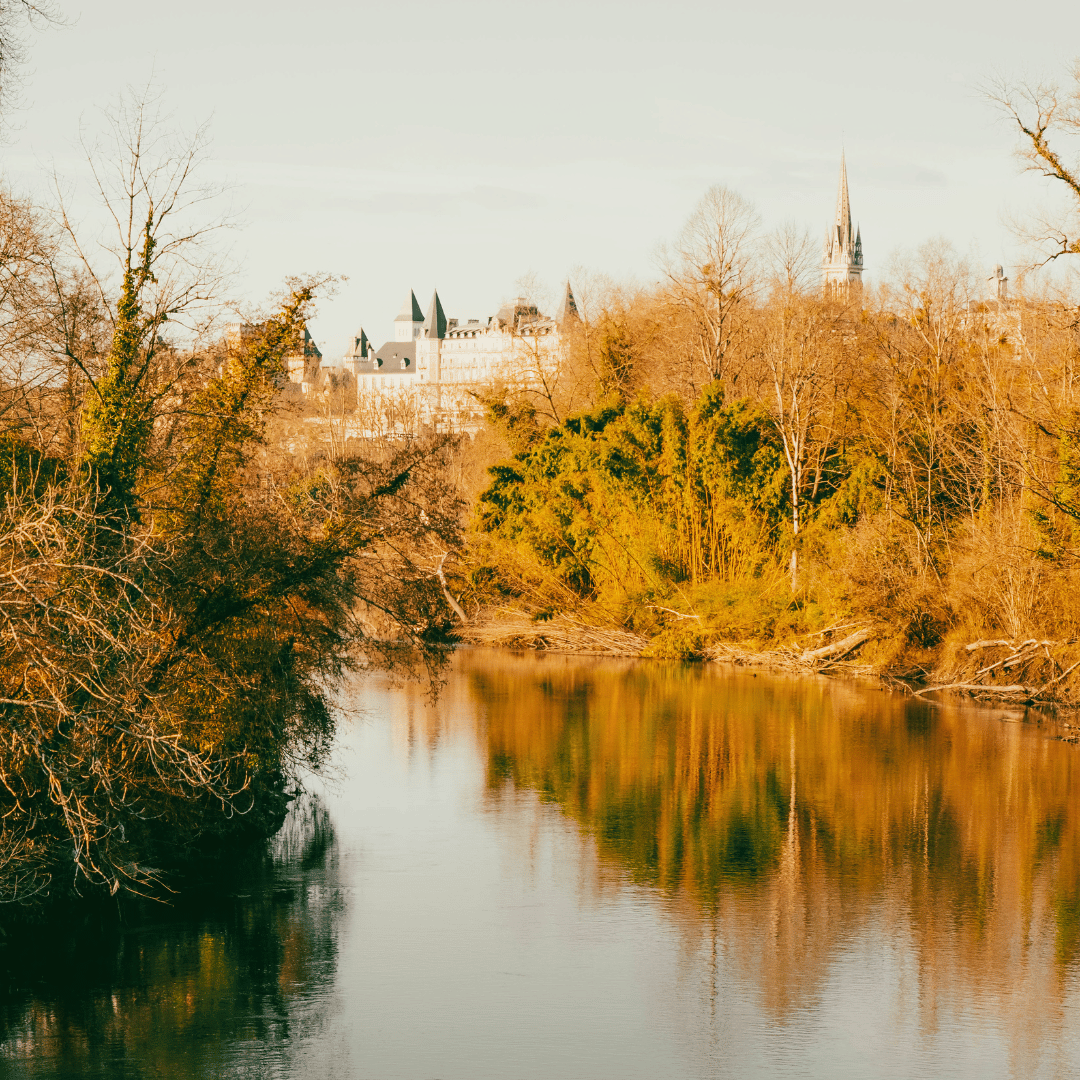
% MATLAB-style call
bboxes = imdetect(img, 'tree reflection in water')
[463,651,1080,1063]
[0,793,342,1078]
[5,652,1080,1077]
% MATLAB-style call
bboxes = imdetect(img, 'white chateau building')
[822,152,864,297]
[329,283,578,430]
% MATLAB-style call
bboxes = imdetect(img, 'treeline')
[0,100,461,907]
[464,198,1080,674]
[462,62,1080,676]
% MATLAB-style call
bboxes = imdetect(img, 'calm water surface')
[4,649,1080,1078]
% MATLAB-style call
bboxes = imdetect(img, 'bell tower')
[822,152,864,298]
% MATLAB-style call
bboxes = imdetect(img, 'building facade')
[330,283,577,430]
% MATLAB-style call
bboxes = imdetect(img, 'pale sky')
[4,0,1078,357]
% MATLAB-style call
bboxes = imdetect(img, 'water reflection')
[0,794,343,1079]
[5,652,1080,1078]
[461,651,1080,1066]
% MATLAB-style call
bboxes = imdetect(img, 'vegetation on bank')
[459,274,1080,702]
[0,99,460,908]
[452,64,1080,705]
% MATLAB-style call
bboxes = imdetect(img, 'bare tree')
[986,64,1080,266]
[0,190,63,436]
[761,295,852,590]
[46,86,238,512]
[0,1,63,127]
[59,87,233,345]
[868,241,977,566]
[659,184,760,385]
[765,220,819,298]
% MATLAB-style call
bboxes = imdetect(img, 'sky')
[3,0,1078,357]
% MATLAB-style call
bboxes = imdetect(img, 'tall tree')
[659,185,760,387]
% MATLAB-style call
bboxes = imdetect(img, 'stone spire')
[422,290,447,339]
[988,264,1008,301]
[835,152,853,248]
[822,151,864,298]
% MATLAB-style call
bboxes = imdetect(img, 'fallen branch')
[914,682,1032,699]
[1031,660,1080,698]
[434,552,467,624]
[965,638,1071,652]
[649,605,701,620]
[801,627,874,663]
[974,642,1044,679]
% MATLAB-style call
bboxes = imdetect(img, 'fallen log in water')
[707,626,878,674]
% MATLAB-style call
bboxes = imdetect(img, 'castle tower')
[421,290,447,340]
[394,290,425,342]
[555,281,579,323]
[351,327,370,358]
[416,289,446,384]
[822,152,864,298]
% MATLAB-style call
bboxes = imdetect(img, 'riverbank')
[456,606,1080,712]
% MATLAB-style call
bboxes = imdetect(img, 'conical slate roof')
[556,281,579,322]
[395,290,424,323]
[422,290,447,339]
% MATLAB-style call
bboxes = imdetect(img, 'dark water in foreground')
[4,650,1080,1078]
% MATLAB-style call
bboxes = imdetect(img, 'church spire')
[835,150,853,249]
[822,150,864,298]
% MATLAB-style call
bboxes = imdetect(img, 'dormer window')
[400,358,408,370]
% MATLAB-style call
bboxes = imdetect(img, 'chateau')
[323,283,579,430]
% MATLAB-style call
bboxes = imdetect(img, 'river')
[3,649,1080,1078]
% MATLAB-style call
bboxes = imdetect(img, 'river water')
[4,649,1080,1078]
